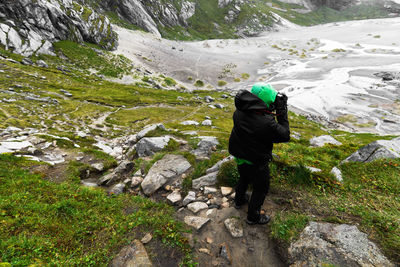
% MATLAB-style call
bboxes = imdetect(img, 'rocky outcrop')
[289,222,394,266]
[342,137,400,163]
[0,0,117,56]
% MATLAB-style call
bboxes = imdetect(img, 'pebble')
[141,233,152,244]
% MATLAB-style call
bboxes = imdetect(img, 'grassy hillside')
[0,42,399,265]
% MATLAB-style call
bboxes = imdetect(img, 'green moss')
[217,80,227,86]
[194,80,205,87]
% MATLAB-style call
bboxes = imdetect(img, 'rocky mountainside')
[0,0,117,56]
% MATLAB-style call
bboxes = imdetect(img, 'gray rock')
[183,191,196,206]
[224,218,243,238]
[289,222,395,267]
[219,242,232,264]
[141,154,191,195]
[36,60,48,68]
[184,216,210,230]
[305,166,322,173]
[201,119,212,126]
[91,163,104,172]
[206,156,233,173]
[180,120,199,126]
[192,171,218,189]
[192,136,219,158]
[110,239,152,267]
[331,167,343,182]
[109,183,125,195]
[136,136,170,157]
[97,172,118,186]
[115,160,134,174]
[140,233,152,244]
[131,176,143,188]
[310,135,342,147]
[343,138,400,163]
[215,103,224,109]
[220,186,233,196]
[187,201,208,214]
[204,96,215,103]
[136,123,165,140]
[203,186,217,194]
[221,94,229,99]
[81,180,98,187]
[166,190,182,205]
[21,58,33,65]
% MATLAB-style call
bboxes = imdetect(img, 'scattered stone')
[110,240,152,267]
[224,218,243,238]
[0,141,33,153]
[206,156,233,174]
[206,237,213,244]
[109,183,125,195]
[222,197,229,203]
[342,137,400,163]
[192,171,218,189]
[206,208,217,217]
[310,135,342,147]
[221,186,233,196]
[305,166,322,173]
[215,103,224,109]
[141,233,153,244]
[187,202,208,214]
[221,202,230,208]
[331,167,343,182]
[166,190,182,205]
[97,172,118,186]
[201,119,212,126]
[131,176,143,188]
[136,136,170,157]
[221,94,229,98]
[141,154,191,195]
[180,120,199,126]
[91,163,104,172]
[181,130,198,135]
[192,136,219,159]
[136,123,165,140]
[183,191,196,206]
[199,248,211,255]
[204,96,215,103]
[36,60,48,68]
[164,184,171,191]
[291,131,301,140]
[115,160,134,174]
[204,186,218,194]
[60,89,72,97]
[219,242,232,264]
[81,180,98,187]
[184,216,210,230]
[76,131,87,138]
[289,222,395,267]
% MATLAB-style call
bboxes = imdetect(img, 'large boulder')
[192,136,219,159]
[343,137,400,163]
[141,154,191,195]
[289,222,394,267]
[0,0,117,56]
[310,135,342,147]
[192,171,218,189]
[136,136,170,157]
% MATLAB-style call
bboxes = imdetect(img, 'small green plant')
[194,80,205,87]
[164,77,177,86]
[217,80,227,86]
[270,212,309,243]
[332,48,346,52]
[217,160,239,187]
[241,73,250,79]
[233,78,241,82]
[373,35,381,38]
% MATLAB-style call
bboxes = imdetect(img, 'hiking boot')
[246,214,271,225]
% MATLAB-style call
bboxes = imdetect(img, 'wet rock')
[192,171,218,189]
[342,137,400,163]
[183,191,196,206]
[141,233,152,244]
[219,242,232,264]
[141,154,191,195]
[136,136,170,157]
[180,120,199,126]
[331,167,343,182]
[166,190,182,205]
[110,239,152,267]
[184,216,210,230]
[187,201,208,214]
[109,183,125,195]
[289,222,395,267]
[224,218,243,238]
[310,135,342,147]
[220,186,233,196]
[136,123,165,140]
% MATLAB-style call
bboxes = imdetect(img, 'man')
[229,83,290,225]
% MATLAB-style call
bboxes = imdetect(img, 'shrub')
[217,80,227,86]
[217,160,239,187]
[233,78,241,82]
[194,80,204,87]
[164,77,177,86]
[241,73,250,79]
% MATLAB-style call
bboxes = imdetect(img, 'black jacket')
[229,90,290,165]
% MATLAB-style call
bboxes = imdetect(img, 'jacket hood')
[235,90,267,111]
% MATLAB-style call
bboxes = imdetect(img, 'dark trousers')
[235,163,270,221]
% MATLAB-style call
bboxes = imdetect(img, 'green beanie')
[251,83,278,108]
